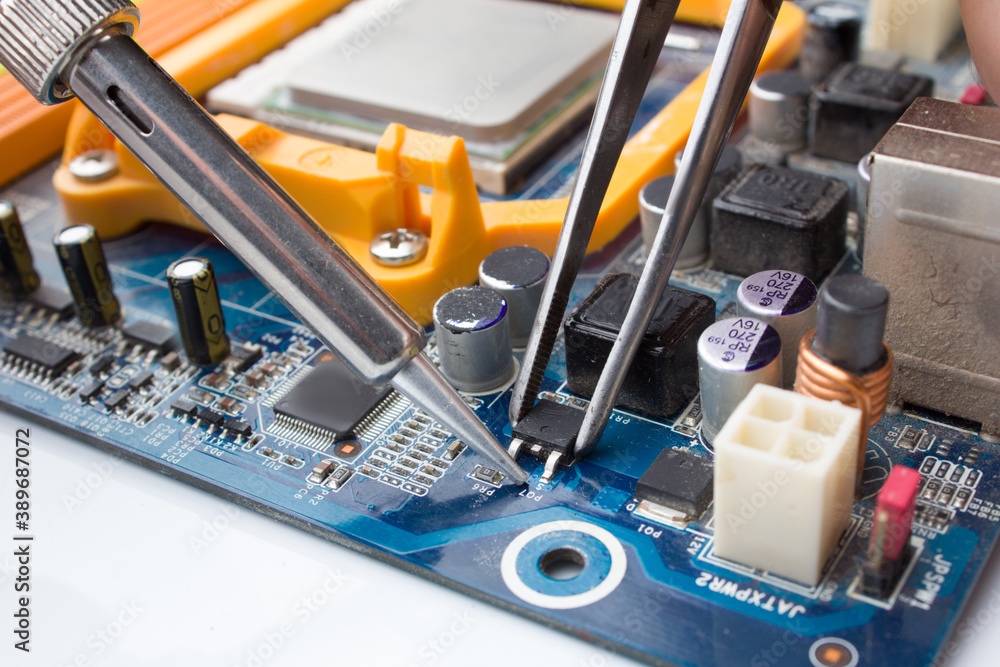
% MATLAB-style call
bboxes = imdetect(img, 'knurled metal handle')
[0,0,139,104]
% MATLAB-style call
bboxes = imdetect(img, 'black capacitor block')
[122,321,175,353]
[564,274,715,420]
[711,164,849,282]
[809,63,933,163]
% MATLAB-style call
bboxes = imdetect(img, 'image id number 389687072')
[13,427,31,653]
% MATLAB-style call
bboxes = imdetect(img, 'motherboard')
[0,1,998,666]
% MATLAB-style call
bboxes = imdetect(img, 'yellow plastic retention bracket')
[54,0,805,324]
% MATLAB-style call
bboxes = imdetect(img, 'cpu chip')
[207,0,617,193]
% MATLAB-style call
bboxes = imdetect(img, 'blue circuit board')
[1,10,997,664]
[1,158,997,667]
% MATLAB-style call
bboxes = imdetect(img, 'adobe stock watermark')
[932,586,1000,666]
[60,600,144,667]
[232,569,361,667]
[872,0,933,40]
[576,587,678,667]
[387,73,503,183]
[61,458,118,513]
[964,253,1000,296]
[545,0,592,31]
[189,505,241,556]
[213,0,245,20]
[407,608,479,667]
[443,75,502,126]
[340,0,415,62]
[750,626,808,667]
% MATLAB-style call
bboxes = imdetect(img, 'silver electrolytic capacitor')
[639,145,741,269]
[433,286,514,393]
[737,270,818,389]
[478,246,549,348]
[698,317,782,444]
[53,224,121,328]
[748,70,812,156]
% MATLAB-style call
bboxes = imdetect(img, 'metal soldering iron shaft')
[76,34,528,483]
[509,0,682,427]
[0,2,526,483]
[574,0,784,457]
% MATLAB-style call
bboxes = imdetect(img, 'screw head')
[370,229,428,267]
[68,150,120,183]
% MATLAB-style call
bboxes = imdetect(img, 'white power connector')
[866,0,962,62]
[713,384,862,586]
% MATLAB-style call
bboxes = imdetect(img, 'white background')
[1,410,999,667]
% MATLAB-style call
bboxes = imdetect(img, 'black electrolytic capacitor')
[800,2,863,84]
[166,257,230,366]
[813,274,889,375]
[0,201,40,298]
[53,224,121,327]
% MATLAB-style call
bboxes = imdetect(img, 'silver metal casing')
[866,97,1000,436]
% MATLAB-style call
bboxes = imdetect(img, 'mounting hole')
[539,547,586,581]
[501,520,626,609]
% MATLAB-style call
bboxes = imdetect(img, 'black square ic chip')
[274,359,391,436]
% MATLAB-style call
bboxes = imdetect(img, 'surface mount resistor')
[166,257,230,366]
[53,224,121,327]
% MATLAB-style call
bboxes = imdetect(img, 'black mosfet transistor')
[636,448,713,519]
[512,399,586,455]
[564,274,715,420]
[711,164,848,282]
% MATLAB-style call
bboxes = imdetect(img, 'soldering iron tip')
[392,352,529,485]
